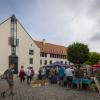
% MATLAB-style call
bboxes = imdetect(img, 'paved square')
[0,79,100,100]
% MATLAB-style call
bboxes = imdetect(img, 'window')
[50,54,60,58]
[42,52,45,57]
[29,50,34,55]
[65,55,67,59]
[50,60,52,64]
[61,55,63,59]
[29,58,33,64]
[41,52,47,57]
[63,55,65,59]
[57,54,59,58]
[45,53,47,57]
[50,54,52,58]
[58,55,60,58]
[55,54,57,58]
[40,52,42,57]
[59,55,61,58]
[40,60,42,65]
[53,54,55,58]
[44,60,47,65]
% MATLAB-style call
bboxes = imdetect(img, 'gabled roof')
[34,40,67,55]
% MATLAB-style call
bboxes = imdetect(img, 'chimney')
[42,39,46,46]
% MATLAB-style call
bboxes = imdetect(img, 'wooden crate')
[32,80,49,87]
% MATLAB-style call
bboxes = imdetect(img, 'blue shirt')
[58,67,65,77]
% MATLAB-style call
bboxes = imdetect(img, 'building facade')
[0,15,68,74]
[0,15,40,74]
[34,40,67,67]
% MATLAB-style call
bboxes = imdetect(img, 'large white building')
[0,15,67,74]
[34,40,67,66]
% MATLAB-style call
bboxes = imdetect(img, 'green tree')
[86,52,100,65]
[67,42,89,66]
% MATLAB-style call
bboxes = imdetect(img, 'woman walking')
[19,65,26,83]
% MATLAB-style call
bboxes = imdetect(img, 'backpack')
[19,70,26,77]
[3,69,9,80]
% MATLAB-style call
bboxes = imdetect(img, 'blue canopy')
[43,61,71,68]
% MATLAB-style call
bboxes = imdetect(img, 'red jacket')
[19,70,25,77]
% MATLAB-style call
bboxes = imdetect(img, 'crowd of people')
[1,64,90,97]
[19,65,35,84]
[38,66,85,89]
[1,64,35,97]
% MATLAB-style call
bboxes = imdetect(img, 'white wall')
[40,54,68,67]
[0,19,11,74]
[0,18,40,74]
[16,21,40,73]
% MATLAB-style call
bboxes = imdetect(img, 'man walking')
[19,65,26,83]
[65,67,73,89]
[58,67,65,86]
[1,64,15,97]
[75,67,84,89]
[26,67,32,85]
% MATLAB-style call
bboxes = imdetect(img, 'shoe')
[1,92,5,97]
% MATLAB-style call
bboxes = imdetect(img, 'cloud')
[27,0,100,53]
[0,0,100,52]
[90,33,100,41]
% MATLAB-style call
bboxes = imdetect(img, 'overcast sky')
[0,0,100,52]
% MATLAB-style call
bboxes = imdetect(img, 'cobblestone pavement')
[0,78,100,100]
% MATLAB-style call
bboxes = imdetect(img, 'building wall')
[40,54,68,67]
[16,21,40,73]
[0,19,11,74]
[0,18,40,74]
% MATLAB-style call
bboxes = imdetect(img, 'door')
[9,55,18,74]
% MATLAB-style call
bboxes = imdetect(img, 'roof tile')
[34,40,67,55]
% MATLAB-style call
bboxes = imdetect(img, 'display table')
[73,78,93,85]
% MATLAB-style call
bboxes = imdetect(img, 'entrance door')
[9,55,18,74]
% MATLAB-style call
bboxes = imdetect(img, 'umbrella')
[64,64,72,68]
[44,61,71,68]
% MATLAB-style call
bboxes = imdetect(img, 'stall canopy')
[90,64,100,70]
[43,61,71,68]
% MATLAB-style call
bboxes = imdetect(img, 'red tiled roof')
[34,40,67,55]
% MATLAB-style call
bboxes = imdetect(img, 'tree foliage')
[85,52,100,65]
[67,42,89,65]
